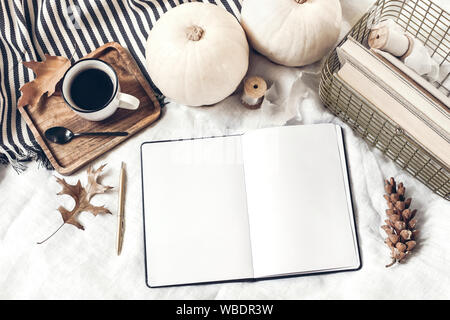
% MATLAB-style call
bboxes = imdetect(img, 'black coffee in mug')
[62,59,139,121]
[70,69,114,110]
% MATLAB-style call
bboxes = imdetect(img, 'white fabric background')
[1,0,449,299]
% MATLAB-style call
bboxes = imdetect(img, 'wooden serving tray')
[19,42,161,175]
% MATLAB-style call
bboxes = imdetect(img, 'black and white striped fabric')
[0,0,242,171]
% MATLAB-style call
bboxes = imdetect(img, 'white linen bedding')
[0,0,449,299]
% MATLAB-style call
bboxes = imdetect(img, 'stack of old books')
[336,37,450,168]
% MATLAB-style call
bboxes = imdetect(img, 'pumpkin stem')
[186,25,204,41]
[295,0,308,3]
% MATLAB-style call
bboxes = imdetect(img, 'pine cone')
[382,177,418,268]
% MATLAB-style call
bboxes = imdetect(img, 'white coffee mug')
[62,58,140,121]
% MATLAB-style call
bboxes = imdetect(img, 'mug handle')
[118,93,140,110]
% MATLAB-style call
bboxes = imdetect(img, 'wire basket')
[319,0,450,200]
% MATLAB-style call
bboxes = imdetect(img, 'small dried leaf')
[39,164,113,244]
[18,55,71,109]
[55,171,112,230]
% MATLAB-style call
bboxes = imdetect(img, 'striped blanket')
[0,0,242,171]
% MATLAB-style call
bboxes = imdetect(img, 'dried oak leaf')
[18,54,71,109]
[38,164,113,244]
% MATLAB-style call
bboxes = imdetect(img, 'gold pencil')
[116,162,126,255]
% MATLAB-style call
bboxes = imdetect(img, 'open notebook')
[141,124,360,287]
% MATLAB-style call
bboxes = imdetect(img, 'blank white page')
[242,124,359,278]
[141,136,253,287]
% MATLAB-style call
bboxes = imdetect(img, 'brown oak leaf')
[18,54,71,109]
[38,164,113,244]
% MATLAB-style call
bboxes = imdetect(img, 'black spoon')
[45,126,128,144]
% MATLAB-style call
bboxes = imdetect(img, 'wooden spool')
[368,25,414,59]
[241,76,267,110]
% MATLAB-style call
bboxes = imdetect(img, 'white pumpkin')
[145,2,249,107]
[241,0,342,67]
